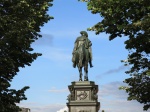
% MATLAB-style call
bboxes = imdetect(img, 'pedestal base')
[67,81,100,112]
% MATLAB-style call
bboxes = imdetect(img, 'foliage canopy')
[0,0,53,111]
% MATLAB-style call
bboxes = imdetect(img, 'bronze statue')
[72,31,93,81]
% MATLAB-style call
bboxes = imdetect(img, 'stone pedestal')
[67,81,100,112]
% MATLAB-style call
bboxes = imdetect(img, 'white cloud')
[98,81,127,98]
[42,47,71,62]
[17,102,66,112]
[97,65,129,76]
[100,98,145,112]
[32,33,53,46]
[98,81,145,112]
[42,30,79,39]
[57,106,68,112]
[48,88,68,93]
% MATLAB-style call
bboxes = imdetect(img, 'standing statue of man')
[72,31,93,68]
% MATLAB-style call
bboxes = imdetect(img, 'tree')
[80,0,150,110]
[0,0,53,111]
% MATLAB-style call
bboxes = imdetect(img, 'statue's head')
[80,31,88,37]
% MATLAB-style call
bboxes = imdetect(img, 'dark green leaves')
[0,0,53,111]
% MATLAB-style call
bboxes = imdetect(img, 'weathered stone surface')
[67,81,100,112]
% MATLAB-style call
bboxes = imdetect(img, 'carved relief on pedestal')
[76,91,89,100]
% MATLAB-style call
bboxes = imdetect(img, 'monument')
[66,31,100,112]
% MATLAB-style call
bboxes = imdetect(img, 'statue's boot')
[84,76,88,81]
[79,73,82,81]
[79,78,82,81]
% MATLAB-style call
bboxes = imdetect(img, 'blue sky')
[11,0,146,112]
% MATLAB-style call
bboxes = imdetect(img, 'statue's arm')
[88,39,93,60]
[88,40,92,47]
[89,46,93,60]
